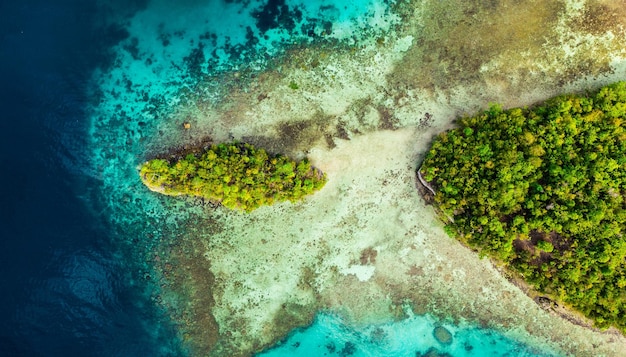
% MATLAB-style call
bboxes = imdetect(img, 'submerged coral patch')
[433,325,453,345]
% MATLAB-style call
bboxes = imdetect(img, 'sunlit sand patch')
[185,129,420,351]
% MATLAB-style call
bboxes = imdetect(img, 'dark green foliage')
[420,82,626,332]
[140,142,326,212]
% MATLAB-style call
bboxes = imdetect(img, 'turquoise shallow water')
[258,313,559,357]
[81,0,566,356]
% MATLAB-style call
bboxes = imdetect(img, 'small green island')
[420,82,626,332]
[140,142,327,212]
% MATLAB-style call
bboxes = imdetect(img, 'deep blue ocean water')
[0,1,182,355]
[0,1,562,356]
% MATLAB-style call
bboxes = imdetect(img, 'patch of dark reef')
[252,0,303,34]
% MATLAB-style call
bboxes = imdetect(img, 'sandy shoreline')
[140,1,626,355]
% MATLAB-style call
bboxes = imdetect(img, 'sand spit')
[147,0,626,356]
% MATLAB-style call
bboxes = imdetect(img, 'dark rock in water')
[339,341,356,356]
[325,342,336,353]
[416,347,453,357]
[370,327,387,343]
[433,326,453,345]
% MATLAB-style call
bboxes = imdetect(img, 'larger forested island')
[140,142,326,212]
[420,82,626,332]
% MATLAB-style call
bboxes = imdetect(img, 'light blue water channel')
[258,312,560,357]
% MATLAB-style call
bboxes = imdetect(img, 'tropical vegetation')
[420,81,626,331]
[140,142,326,212]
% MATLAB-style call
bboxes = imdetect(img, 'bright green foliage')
[421,81,626,332]
[140,142,327,212]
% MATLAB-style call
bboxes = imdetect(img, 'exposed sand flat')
[147,0,626,355]
[188,129,626,356]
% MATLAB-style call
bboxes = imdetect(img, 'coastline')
[86,0,626,355]
[416,167,624,335]
[163,128,626,356]
[156,2,626,353]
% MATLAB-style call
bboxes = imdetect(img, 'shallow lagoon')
[259,313,558,357]
[4,0,625,355]
[86,0,626,355]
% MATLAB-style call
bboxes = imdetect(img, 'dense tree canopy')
[140,142,326,212]
[420,82,626,331]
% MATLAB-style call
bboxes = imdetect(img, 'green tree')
[420,82,626,333]
[140,142,327,212]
